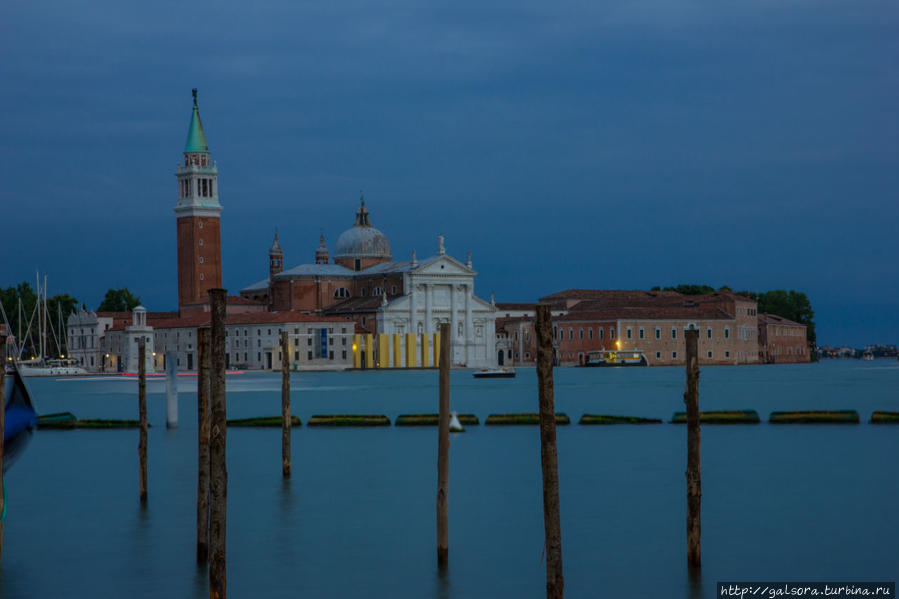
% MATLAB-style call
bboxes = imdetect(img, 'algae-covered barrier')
[579,414,662,425]
[871,411,899,424]
[671,410,760,424]
[228,416,302,427]
[395,414,480,426]
[485,413,570,425]
[769,410,859,424]
[307,414,391,427]
[38,412,142,429]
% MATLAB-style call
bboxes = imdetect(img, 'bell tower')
[175,89,222,308]
[269,230,284,279]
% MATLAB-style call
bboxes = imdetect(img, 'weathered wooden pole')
[138,337,148,505]
[196,327,211,564]
[0,330,7,563]
[165,351,179,428]
[535,304,564,599]
[436,322,450,569]
[684,328,702,569]
[280,331,291,478]
[208,289,228,599]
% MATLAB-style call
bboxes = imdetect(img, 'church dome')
[334,198,392,260]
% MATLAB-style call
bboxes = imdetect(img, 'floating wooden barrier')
[671,410,760,424]
[37,413,143,429]
[228,416,301,427]
[307,414,390,427]
[36,412,77,427]
[769,410,859,424]
[395,414,480,426]
[871,411,899,424]
[579,414,662,425]
[485,413,570,425]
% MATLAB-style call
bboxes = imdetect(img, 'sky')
[1,0,896,347]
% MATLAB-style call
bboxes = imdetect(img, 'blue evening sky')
[1,0,896,346]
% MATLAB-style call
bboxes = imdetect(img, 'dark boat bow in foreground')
[4,366,38,473]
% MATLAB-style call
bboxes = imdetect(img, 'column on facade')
[449,284,457,364]
[406,284,418,346]
[464,284,473,365]
[425,283,432,334]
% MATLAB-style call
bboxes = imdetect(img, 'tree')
[1,282,79,359]
[97,288,141,312]
[754,290,816,344]
[660,284,716,295]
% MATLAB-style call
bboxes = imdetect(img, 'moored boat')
[17,358,88,377]
[4,365,39,472]
[582,349,648,367]
[473,367,516,378]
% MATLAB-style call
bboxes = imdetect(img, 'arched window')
[372,287,384,296]
[333,287,350,299]
[361,288,368,297]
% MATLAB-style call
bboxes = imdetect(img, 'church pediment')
[413,254,475,276]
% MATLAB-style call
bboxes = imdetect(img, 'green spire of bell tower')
[184,88,209,154]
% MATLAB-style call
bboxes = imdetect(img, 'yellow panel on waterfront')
[406,333,417,368]
[353,334,361,369]
[420,333,429,367]
[393,334,402,368]
[364,333,374,369]
[377,334,389,368]
[433,332,441,366]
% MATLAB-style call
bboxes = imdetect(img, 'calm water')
[2,360,897,598]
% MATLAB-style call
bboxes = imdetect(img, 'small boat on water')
[582,349,648,367]
[18,358,88,377]
[473,367,516,379]
[4,365,39,472]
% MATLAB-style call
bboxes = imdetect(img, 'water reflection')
[687,566,704,599]
[434,564,451,599]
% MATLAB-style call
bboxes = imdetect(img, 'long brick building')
[495,289,800,367]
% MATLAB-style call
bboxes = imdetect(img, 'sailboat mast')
[18,296,22,357]
[58,302,65,358]
[43,274,48,360]
[36,271,42,361]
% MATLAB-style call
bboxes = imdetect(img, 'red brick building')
[758,313,810,363]
[496,289,761,367]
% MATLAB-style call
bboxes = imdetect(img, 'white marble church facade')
[377,238,496,368]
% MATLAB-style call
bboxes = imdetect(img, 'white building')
[67,308,128,372]
[146,311,357,371]
[374,237,496,367]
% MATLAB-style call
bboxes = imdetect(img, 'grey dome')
[334,198,392,259]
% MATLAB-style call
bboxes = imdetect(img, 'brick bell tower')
[175,89,222,309]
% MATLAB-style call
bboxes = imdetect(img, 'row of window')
[225,336,349,349]
[179,177,215,199]
[549,325,733,342]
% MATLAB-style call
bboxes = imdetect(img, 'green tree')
[97,288,141,312]
[754,290,816,344]
[1,283,79,359]
[661,284,716,295]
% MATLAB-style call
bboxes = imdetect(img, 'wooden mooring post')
[0,331,7,562]
[536,305,564,599]
[436,322,450,569]
[684,328,702,569]
[197,327,211,564]
[138,337,148,505]
[281,331,291,478]
[209,289,228,598]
